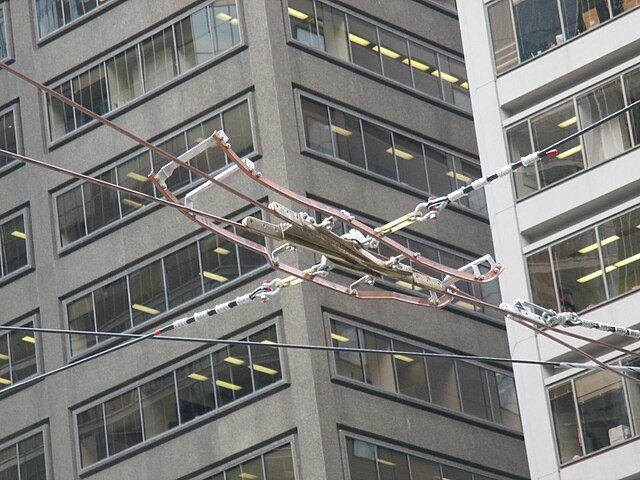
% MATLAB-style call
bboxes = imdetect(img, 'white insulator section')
[172,317,190,329]
[495,165,515,177]
[520,152,540,167]
[194,310,209,323]
[470,177,490,190]
[447,188,466,202]
[215,303,232,314]
[235,293,253,305]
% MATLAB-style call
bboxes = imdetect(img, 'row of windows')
[345,435,497,480]
[507,64,640,200]
[36,0,113,38]
[329,317,521,430]
[76,324,282,469]
[288,0,471,111]
[0,318,37,391]
[0,210,30,281]
[46,0,241,141]
[55,98,253,248]
[0,431,46,479]
[487,0,640,75]
[527,204,640,313]
[65,220,265,356]
[550,354,640,464]
[300,95,487,216]
[0,2,9,60]
[200,443,294,480]
[0,106,18,172]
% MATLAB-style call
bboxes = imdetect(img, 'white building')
[458,2,640,479]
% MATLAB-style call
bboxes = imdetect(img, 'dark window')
[0,320,37,389]
[104,391,143,455]
[393,340,429,401]
[512,0,562,62]
[457,362,491,420]
[94,278,130,334]
[177,357,215,423]
[288,0,320,47]
[362,121,395,180]
[347,15,381,74]
[164,244,202,309]
[0,5,9,61]
[0,108,17,169]
[129,261,166,326]
[408,42,440,98]
[78,405,107,467]
[249,326,282,390]
[84,170,119,234]
[378,30,411,87]
[625,67,640,145]
[316,2,349,61]
[72,65,109,127]
[57,187,86,246]
[140,373,179,439]
[200,234,240,289]
[301,97,332,155]
[394,134,427,191]
[213,344,252,406]
[329,108,365,168]
[0,432,47,480]
[1,214,29,276]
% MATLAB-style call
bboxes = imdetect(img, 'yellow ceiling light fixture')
[0,353,9,360]
[188,373,209,382]
[251,364,279,375]
[213,246,231,255]
[402,58,430,71]
[460,81,469,89]
[614,252,640,268]
[372,45,401,59]
[10,231,26,239]
[348,33,371,47]
[386,147,414,160]
[202,271,229,282]
[126,172,149,183]
[431,70,459,84]
[0,377,11,385]
[395,280,423,291]
[331,125,353,137]
[132,304,160,315]
[122,198,143,209]
[454,300,476,311]
[557,116,577,128]
[575,266,618,284]
[287,7,310,21]
[393,354,415,363]
[377,458,396,467]
[239,474,258,480]
[331,332,350,343]
[21,336,36,344]
[578,235,620,254]
[556,145,582,159]
[446,171,472,183]
[216,12,239,25]
[215,380,242,391]
[224,356,246,366]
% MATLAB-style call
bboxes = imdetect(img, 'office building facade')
[0,1,528,478]
[457,2,640,479]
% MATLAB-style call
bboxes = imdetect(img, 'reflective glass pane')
[77,405,107,467]
[153,133,190,191]
[104,390,143,455]
[492,372,521,430]
[264,444,295,480]
[395,135,427,191]
[84,170,119,234]
[301,97,332,155]
[57,187,87,246]
[141,373,179,439]
[0,8,5,61]
[347,15,381,74]
[237,224,266,274]
[1,216,28,275]
[249,326,282,390]
[63,0,98,23]
[507,122,538,198]
[550,383,582,463]
[426,356,461,411]
[317,2,349,61]
[18,433,46,480]
[346,438,377,480]
[36,0,64,37]
[238,456,263,480]
[561,0,610,41]
[526,250,558,311]
[176,8,214,72]
[409,42,440,98]
[211,1,241,54]
[457,363,491,420]
[73,65,109,127]
[378,30,411,87]
[200,234,240,291]
[9,323,36,383]
[378,446,410,480]
[599,208,640,298]
[362,331,394,391]
[512,0,562,61]
[0,335,10,389]
[129,261,166,325]
[117,152,154,216]
[425,146,454,196]
[177,356,215,423]
[451,158,486,214]
[441,465,472,480]
[439,56,470,111]
[551,229,606,311]
[409,456,441,479]
[0,444,18,480]
[288,0,319,47]
[488,0,518,74]
[94,278,130,334]
[189,115,226,174]
[392,340,429,401]
[141,27,178,92]
[47,82,75,140]
[331,320,364,381]
[329,108,365,168]
[106,46,142,110]
[68,294,96,354]
[0,110,17,168]
[213,344,252,406]
[221,101,253,157]
[577,79,630,166]
[164,243,202,309]
[362,121,395,180]
[623,357,640,435]
[624,67,640,145]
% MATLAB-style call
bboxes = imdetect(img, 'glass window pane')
[329,108,365,168]
[550,383,582,463]
[1,216,28,275]
[200,234,240,290]
[551,229,606,311]
[488,0,518,74]
[393,340,429,401]
[362,331,394,392]
[624,67,640,145]
[189,115,226,174]
[451,158,486,214]
[347,15,381,74]
[331,320,364,381]
[177,356,215,423]
[317,3,349,61]
[57,187,87,246]
[346,438,377,480]
[623,357,640,435]
[577,80,630,166]
[378,446,410,480]
[394,135,427,191]
[489,372,521,430]
[249,326,282,390]
[129,261,166,325]
[526,250,558,311]
[288,0,319,47]
[531,101,584,188]
[164,243,202,309]
[264,444,295,480]
[378,30,411,87]
[507,122,538,198]
[47,82,75,140]
[301,97,332,155]
[576,370,629,454]
[78,405,107,467]
[117,152,154,216]
[221,101,253,157]
[94,277,131,334]
[362,121,395,180]
[409,455,441,479]
[106,46,142,110]
[9,323,36,383]
[0,110,17,168]
[457,363,491,420]
[239,457,264,480]
[409,42,440,98]
[0,8,5,61]
[599,208,640,298]
[18,433,46,480]
[439,56,471,111]
[68,294,96,354]
[426,356,461,411]
[237,224,266,274]
[152,133,190,191]
[0,444,17,479]
[213,344,252,406]
[424,146,454,196]
[561,0,610,41]
[63,0,97,23]
[141,27,178,92]
[176,9,214,72]
[0,334,10,389]
[36,0,64,37]
[141,373,179,439]
[84,170,120,234]
[441,465,472,480]
[211,1,241,54]
[512,0,562,61]
[73,65,109,127]
[105,390,143,455]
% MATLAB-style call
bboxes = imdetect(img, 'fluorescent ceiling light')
[239,474,258,480]
[454,300,476,311]
[331,333,349,343]
[261,339,276,345]
[576,266,616,284]
[0,353,9,360]
[386,147,414,160]
[578,235,620,254]
[395,280,423,291]
[348,33,371,47]
[556,145,582,159]
[132,304,160,315]
[224,356,246,365]
[446,171,472,183]
[372,45,401,59]
[287,7,309,20]
[126,172,149,183]
[393,354,415,363]
[202,271,229,282]
[377,458,396,467]
[614,252,640,268]
[557,116,577,128]
[21,336,36,344]
[431,70,459,84]
[213,247,231,255]
[122,198,143,209]
[188,373,209,382]
[402,58,429,71]
[215,379,242,391]
[10,231,26,239]
[0,377,11,385]
[251,364,279,375]
[460,81,469,89]
[331,125,353,137]
[216,12,239,24]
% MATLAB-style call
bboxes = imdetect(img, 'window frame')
[0,1,13,62]
[33,0,122,42]
[0,102,23,177]
[51,94,256,252]
[73,318,286,473]
[0,312,43,393]
[0,425,52,480]
[0,206,33,285]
